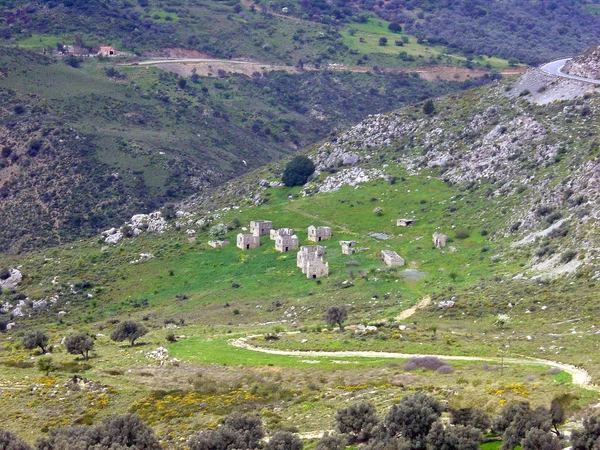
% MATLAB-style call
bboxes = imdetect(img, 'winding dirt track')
[230,337,598,392]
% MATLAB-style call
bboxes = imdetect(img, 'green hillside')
[0,46,486,252]
[0,73,599,446]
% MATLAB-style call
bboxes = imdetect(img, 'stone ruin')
[308,225,332,243]
[381,250,405,267]
[270,228,295,240]
[208,240,229,248]
[250,220,273,236]
[275,233,299,253]
[397,218,417,227]
[237,233,260,250]
[339,240,357,255]
[433,233,448,248]
[297,245,329,279]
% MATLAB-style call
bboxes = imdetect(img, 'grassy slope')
[0,44,481,251]
[1,77,600,445]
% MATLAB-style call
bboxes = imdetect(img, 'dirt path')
[395,296,431,321]
[229,338,598,392]
[123,57,524,82]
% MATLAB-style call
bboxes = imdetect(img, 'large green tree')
[282,156,315,187]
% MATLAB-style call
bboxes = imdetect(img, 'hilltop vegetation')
[258,0,600,65]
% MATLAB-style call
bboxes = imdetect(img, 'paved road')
[540,58,600,85]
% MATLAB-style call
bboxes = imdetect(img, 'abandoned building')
[208,240,229,248]
[339,240,358,255]
[397,218,417,227]
[270,228,295,240]
[275,234,299,252]
[297,246,329,278]
[250,220,273,236]
[381,250,405,267]
[433,233,448,248]
[308,225,332,242]
[98,46,116,57]
[237,233,260,250]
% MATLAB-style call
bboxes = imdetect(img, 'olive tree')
[0,428,32,450]
[22,329,49,353]
[382,392,444,449]
[64,333,94,360]
[324,306,348,331]
[336,401,379,443]
[571,414,600,450]
[36,414,160,450]
[265,431,303,450]
[426,422,482,450]
[521,428,561,450]
[110,321,147,346]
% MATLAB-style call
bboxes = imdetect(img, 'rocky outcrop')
[564,45,600,80]
[0,269,22,290]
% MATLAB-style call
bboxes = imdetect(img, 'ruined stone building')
[339,240,357,255]
[308,225,332,242]
[433,233,448,248]
[275,234,299,252]
[270,228,295,240]
[208,240,229,248]
[250,220,273,236]
[297,245,329,278]
[237,233,260,250]
[381,250,405,267]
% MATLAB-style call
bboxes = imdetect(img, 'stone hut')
[397,218,417,227]
[98,46,116,57]
[381,250,405,267]
[339,240,357,255]
[275,234,299,252]
[237,233,260,250]
[308,225,332,242]
[208,240,229,248]
[433,233,448,248]
[250,220,273,236]
[270,228,294,240]
[297,245,329,278]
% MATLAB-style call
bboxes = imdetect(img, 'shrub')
[560,250,577,264]
[209,223,228,240]
[450,407,491,431]
[265,431,303,450]
[0,429,32,449]
[423,99,435,115]
[571,414,600,450]
[426,422,482,450]
[454,229,470,239]
[521,428,561,450]
[37,414,160,449]
[336,402,379,443]
[436,365,454,374]
[282,156,315,187]
[404,357,448,371]
[383,392,443,445]
[37,356,56,376]
[315,433,346,450]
